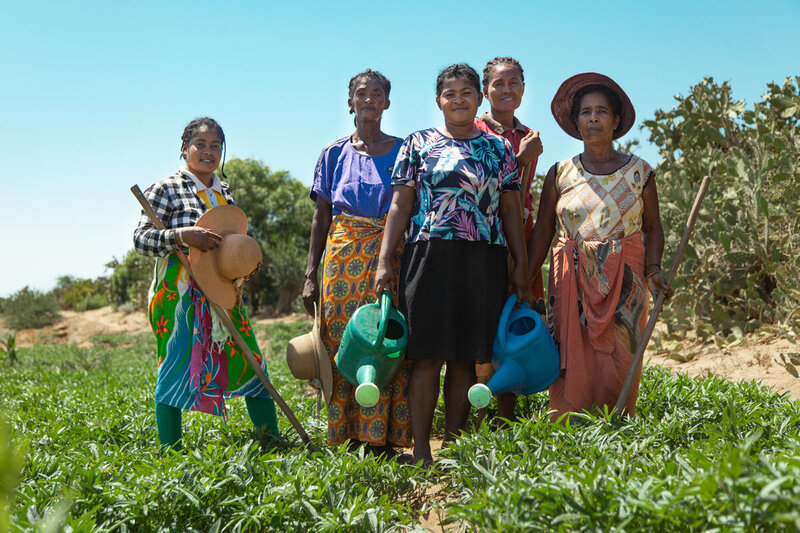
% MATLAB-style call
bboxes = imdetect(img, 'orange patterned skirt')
[321,213,412,447]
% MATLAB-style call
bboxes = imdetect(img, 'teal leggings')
[156,397,279,451]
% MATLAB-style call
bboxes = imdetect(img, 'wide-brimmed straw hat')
[551,72,635,140]
[286,302,333,405]
[189,205,263,310]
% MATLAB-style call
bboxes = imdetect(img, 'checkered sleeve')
[132,181,181,257]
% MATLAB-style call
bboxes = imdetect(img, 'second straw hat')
[188,205,263,310]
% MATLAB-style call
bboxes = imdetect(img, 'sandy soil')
[645,334,800,399]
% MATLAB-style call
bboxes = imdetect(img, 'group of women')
[304,60,669,467]
[134,58,669,466]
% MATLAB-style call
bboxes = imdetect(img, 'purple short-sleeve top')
[310,136,401,219]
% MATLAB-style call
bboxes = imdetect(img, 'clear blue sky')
[2,0,797,297]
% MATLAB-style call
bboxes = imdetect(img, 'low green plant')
[0,417,27,532]
[0,333,17,366]
[0,286,60,330]
[4,324,800,531]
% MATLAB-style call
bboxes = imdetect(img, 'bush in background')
[0,287,61,330]
[106,251,155,311]
[53,275,109,311]
[223,158,314,314]
[645,76,800,343]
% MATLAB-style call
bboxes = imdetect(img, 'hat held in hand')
[286,303,333,406]
[188,205,262,310]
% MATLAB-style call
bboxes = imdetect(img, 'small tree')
[223,158,313,314]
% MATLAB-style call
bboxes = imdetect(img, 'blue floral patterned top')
[391,127,520,245]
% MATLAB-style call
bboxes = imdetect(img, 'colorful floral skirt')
[321,213,412,447]
[148,253,271,418]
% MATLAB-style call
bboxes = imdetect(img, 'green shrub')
[54,275,109,311]
[1,286,61,330]
[107,250,155,311]
[644,76,800,342]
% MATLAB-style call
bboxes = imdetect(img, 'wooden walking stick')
[131,185,314,446]
[614,176,711,418]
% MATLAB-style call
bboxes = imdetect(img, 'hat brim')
[189,205,248,310]
[285,303,333,406]
[551,72,635,141]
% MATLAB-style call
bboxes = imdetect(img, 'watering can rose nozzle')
[468,383,492,409]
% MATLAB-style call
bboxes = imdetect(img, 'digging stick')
[518,162,532,216]
[131,185,313,446]
[614,176,711,418]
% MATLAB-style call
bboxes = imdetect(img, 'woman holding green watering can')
[303,69,413,460]
[375,64,530,468]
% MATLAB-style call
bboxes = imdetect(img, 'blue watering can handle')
[374,290,392,348]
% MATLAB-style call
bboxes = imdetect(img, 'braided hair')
[436,63,480,97]
[482,57,524,90]
[348,69,391,106]
[180,117,228,179]
[347,69,391,126]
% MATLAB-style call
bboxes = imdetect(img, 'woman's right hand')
[374,259,395,297]
[179,227,222,251]
[302,277,319,316]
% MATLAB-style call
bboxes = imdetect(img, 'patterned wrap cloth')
[146,188,272,419]
[547,155,654,419]
[320,213,412,446]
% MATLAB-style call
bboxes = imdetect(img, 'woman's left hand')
[646,271,672,300]
[510,263,531,307]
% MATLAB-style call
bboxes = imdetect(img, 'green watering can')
[335,291,408,407]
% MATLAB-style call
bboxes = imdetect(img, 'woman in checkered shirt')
[134,118,279,451]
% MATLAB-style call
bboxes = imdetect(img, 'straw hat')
[286,302,333,405]
[188,205,262,310]
[550,72,635,140]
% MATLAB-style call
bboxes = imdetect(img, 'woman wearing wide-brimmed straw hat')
[527,73,671,421]
[302,69,412,460]
[133,118,279,451]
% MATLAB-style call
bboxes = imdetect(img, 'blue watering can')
[336,291,407,407]
[468,294,560,408]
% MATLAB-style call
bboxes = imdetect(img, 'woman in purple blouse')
[302,69,412,460]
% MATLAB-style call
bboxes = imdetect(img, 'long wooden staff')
[131,185,313,446]
[518,162,533,215]
[614,176,711,418]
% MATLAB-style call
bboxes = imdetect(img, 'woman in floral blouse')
[375,64,530,467]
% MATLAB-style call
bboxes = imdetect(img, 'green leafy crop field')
[2,322,800,532]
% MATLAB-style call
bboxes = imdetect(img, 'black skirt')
[399,239,508,362]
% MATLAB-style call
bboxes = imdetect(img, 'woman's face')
[575,91,620,142]
[484,64,524,113]
[182,126,222,178]
[348,79,389,123]
[437,77,482,125]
